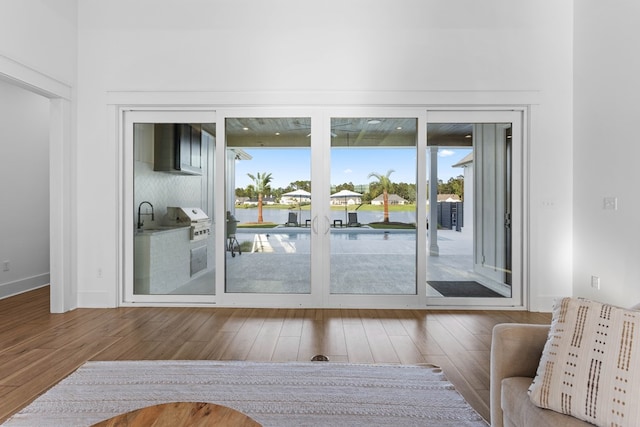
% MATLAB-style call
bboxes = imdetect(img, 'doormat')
[428,281,504,298]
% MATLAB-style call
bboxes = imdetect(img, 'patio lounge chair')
[347,212,361,227]
[285,212,298,227]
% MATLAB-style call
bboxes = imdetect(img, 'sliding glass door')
[425,110,524,307]
[328,117,418,300]
[224,117,313,297]
[123,110,217,304]
[121,108,525,309]
[216,110,423,308]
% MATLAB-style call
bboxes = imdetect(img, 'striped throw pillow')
[528,297,640,427]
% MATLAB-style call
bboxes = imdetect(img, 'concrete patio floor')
[173,227,511,299]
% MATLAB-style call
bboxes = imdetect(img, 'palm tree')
[368,169,395,223]
[247,172,273,223]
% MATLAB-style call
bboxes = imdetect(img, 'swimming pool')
[235,229,416,241]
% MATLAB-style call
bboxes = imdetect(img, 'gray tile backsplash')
[134,161,204,224]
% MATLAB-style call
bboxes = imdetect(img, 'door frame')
[214,108,323,307]
[424,108,528,309]
[324,108,428,308]
[0,58,74,313]
[120,108,217,305]
[116,104,528,310]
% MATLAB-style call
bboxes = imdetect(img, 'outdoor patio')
[174,228,510,298]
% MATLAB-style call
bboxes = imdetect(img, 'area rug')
[2,361,487,426]
[427,281,504,298]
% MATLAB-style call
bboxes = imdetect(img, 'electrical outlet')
[2,260,8,272]
[97,268,103,279]
[591,275,600,290]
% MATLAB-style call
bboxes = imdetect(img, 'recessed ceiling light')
[367,119,381,125]
[396,126,402,130]
[465,134,472,138]
[243,127,249,131]
[275,132,280,136]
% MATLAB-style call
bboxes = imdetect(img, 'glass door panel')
[123,109,217,304]
[133,122,216,297]
[225,117,312,294]
[425,111,523,306]
[329,118,418,295]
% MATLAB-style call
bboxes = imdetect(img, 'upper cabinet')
[154,124,202,175]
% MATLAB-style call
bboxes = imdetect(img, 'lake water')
[231,208,417,225]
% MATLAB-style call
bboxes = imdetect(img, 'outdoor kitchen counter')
[136,225,190,236]
[134,226,191,294]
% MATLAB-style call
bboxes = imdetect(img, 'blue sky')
[234,148,471,189]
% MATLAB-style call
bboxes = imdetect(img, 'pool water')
[236,230,415,241]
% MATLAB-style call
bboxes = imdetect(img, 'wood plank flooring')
[0,287,551,423]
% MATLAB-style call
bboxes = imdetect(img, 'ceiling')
[224,117,473,148]
[427,123,473,147]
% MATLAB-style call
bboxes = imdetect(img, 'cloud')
[344,168,352,174]
[438,149,455,157]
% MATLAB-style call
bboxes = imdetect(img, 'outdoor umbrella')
[282,189,311,222]
[330,189,363,223]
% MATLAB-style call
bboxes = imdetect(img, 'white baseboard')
[0,273,50,300]
[77,291,115,308]
[529,295,562,312]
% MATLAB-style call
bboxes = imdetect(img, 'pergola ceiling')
[224,117,473,148]
[427,123,473,147]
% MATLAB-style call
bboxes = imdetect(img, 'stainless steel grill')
[166,207,211,242]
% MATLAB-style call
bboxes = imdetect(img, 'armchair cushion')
[502,377,587,427]
[490,323,550,426]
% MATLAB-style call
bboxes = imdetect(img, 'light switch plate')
[603,197,617,210]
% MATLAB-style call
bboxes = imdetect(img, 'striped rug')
[3,361,487,426]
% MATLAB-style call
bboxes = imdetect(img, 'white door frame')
[0,55,74,313]
[425,108,528,309]
[214,108,322,308]
[119,108,217,305]
[324,108,428,309]
[114,103,528,310]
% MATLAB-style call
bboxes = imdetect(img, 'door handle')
[311,216,331,234]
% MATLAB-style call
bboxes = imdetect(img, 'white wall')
[75,0,574,309]
[573,2,640,307]
[0,80,50,298]
[0,0,77,86]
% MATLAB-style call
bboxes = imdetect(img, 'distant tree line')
[236,175,464,203]
[433,175,464,200]
[235,180,311,200]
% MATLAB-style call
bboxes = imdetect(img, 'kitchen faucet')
[137,201,155,229]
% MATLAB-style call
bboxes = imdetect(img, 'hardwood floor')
[0,286,551,423]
